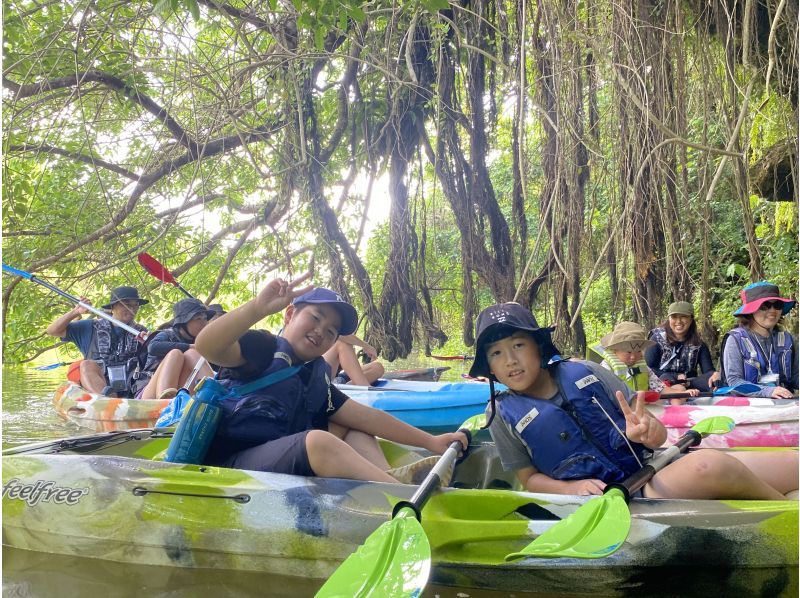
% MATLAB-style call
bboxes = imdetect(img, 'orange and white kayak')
[52,381,170,432]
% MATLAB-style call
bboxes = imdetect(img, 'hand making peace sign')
[615,390,665,448]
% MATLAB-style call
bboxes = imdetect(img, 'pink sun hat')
[733,281,796,316]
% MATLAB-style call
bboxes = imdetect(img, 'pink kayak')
[648,401,799,448]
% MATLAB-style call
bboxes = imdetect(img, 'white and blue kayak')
[341,381,495,434]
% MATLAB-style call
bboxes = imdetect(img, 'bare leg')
[327,421,391,470]
[140,349,185,400]
[357,361,385,385]
[305,430,398,482]
[337,343,371,386]
[645,449,788,500]
[728,451,798,495]
[322,341,342,376]
[178,348,214,392]
[80,360,107,394]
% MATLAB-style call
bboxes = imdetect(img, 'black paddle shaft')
[391,429,472,521]
[605,429,702,502]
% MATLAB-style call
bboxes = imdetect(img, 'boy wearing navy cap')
[196,275,467,482]
[471,302,797,499]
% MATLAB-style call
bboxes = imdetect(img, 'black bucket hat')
[172,298,215,326]
[207,303,226,316]
[102,286,148,310]
[469,302,560,380]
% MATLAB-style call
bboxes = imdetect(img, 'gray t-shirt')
[487,359,633,472]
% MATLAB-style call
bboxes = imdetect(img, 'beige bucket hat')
[600,321,656,352]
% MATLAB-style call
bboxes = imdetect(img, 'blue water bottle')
[163,376,229,464]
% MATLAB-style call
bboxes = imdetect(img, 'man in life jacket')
[46,286,148,396]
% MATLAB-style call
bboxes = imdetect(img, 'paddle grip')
[391,438,466,521]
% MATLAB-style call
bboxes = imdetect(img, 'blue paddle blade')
[505,488,630,560]
[33,362,68,371]
[713,383,762,396]
[2,264,32,279]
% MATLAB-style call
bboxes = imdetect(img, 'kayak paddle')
[505,414,735,561]
[32,361,71,371]
[430,354,475,361]
[642,382,766,402]
[3,263,145,337]
[315,414,483,598]
[137,252,194,298]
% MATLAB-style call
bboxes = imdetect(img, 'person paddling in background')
[45,286,148,396]
[324,334,386,386]
[133,298,215,401]
[721,281,798,399]
[194,276,467,483]
[646,301,719,392]
[598,321,699,404]
[471,302,797,499]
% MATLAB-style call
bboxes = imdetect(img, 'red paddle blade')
[137,253,177,285]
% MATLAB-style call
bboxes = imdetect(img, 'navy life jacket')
[649,327,700,376]
[723,327,793,387]
[205,336,332,462]
[496,360,651,483]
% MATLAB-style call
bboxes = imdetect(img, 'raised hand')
[254,273,314,317]
[74,297,91,316]
[616,390,663,447]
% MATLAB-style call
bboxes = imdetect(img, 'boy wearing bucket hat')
[721,282,798,399]
[45,285,148,395]
[134,298,216,401]
[598,321,700,403]
[195,276,467,483]
[646,302,719,393]
[471,302,797,499]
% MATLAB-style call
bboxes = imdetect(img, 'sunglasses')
[758,300,784,311]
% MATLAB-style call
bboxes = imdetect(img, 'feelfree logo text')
[2,478,89,507]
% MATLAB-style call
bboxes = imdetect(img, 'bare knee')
[306,430,343,455]
[80,360,102,376]
[682,450,747,483]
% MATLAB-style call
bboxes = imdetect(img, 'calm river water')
[3,361,579,598]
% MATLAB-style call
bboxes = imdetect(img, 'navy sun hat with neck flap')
[469,302,561,380]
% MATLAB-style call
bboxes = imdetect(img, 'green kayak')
[2,430,797,595]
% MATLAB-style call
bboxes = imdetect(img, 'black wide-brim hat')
[172,298,216,325]
[102,286,148,309]
[469,302,560,380]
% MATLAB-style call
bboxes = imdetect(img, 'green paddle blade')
[316,507,431,598]
[460,413,486,433]
[691,415,735,435]
[505,488,630,560]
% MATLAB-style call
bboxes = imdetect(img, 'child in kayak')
[598,321,700,404]
[470,302,797,499]
[195,275,467,483]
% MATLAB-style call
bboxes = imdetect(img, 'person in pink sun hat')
[720,281,797,398]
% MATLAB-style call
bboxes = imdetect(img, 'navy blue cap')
[292,288,358,336]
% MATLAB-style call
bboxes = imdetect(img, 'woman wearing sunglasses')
[720,282,798,398]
